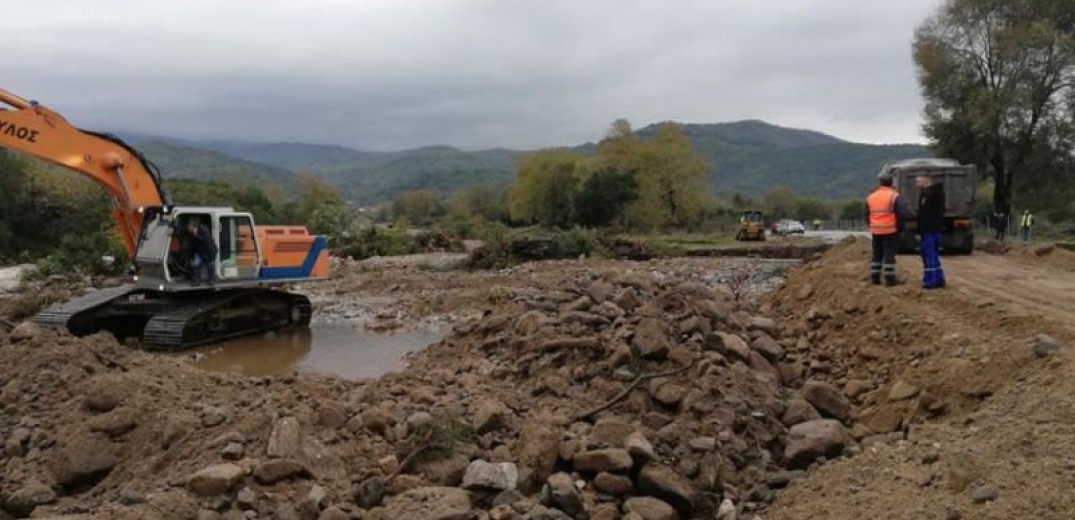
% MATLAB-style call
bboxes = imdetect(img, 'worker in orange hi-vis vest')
[865,169,907,286]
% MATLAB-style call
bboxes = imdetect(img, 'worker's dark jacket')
[192,225,217,261]
[917,183,945,233]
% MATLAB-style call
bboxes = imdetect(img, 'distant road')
[805,230,869,243]
[769,230,868,243]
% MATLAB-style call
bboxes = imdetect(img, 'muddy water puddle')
[186,323,443,380]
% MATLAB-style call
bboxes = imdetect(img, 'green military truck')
[883,158,977,255]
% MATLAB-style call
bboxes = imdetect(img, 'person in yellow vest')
[866,169,907,286]
[1020,210,1035,242]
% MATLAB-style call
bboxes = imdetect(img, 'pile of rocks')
[1,261,869,519]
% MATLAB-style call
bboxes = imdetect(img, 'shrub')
[26,227,126,279]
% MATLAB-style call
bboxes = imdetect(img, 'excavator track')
[141,290,311,350]
[34,285,142,335]
[35,287,311,351]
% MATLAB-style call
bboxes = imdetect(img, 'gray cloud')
[7,0,940,150]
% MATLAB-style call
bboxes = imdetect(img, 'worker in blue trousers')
[915,175,946,289]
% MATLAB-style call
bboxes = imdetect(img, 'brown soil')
[762,238,1075,520]
[1,242,1073,519]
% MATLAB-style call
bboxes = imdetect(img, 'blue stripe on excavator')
[259,236,327,280]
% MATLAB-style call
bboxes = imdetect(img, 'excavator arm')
[0,88,170,256]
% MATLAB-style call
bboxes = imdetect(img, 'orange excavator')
[0,87,330,349]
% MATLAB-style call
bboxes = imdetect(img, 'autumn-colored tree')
[392,190,443,225]
[509,150,584,227]
[593,121,710,230]
[447,184,510,223]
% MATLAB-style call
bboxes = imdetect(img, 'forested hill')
[126,120,930,204]
[133,141,300,189]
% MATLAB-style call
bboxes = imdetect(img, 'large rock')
[593,472,633,495]
[353,477,385,509]
[652,383,688,407]
[187,464,245,496]
[9,321,42,342]
[82,376,127,412]
[859,404,904,434]
[544,472,584,518]
[359,408,396,435]
[588,419,635,448]
[799,380,852,421]
[633,318,671,360]
[378,486,471,520]
[416,453,470,486]
[515,421,560,491]
[781,399,821,427]
[254,459,308,484]
[267,417,302,458]
[49,435,121,487]
[318,507,350,520]
[613,288,641,311]
[708,332,751,361]
[462,460,518,491]
[623,496,677,520]
[747,316,779,336]
[636,464,696,514]
[888,380,919,401]
[589,280,615,304]
[472,399,510,434]
[626,431,656,463]
[784,419,852,469]
[572,448,633,473]
[751,334,785,361]
[748,350,781,381]
[1033,334,1062,357]
[4,483,57,517]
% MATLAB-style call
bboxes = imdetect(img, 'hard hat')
[877,168,894,182]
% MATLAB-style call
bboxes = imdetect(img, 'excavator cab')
[134,207,262,289]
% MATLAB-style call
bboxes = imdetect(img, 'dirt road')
[944,252,1075,331]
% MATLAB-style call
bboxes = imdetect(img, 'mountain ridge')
[124,120,931,203]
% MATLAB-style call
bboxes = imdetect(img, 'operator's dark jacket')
[192,225,217,261]
[917,183,945,233]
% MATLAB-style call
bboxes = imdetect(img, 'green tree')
[730,193,758,210]
[575,167,639,228]
[795,196,832,221]
[839,199,866,222]
[392,190,443,225]
[608,122,709,230]
[447,184,510,223]
[285,175,348,225]
[913,0,1075,215]
[509,150,584,227]
[764,186,798,220]
[307,203,355,242]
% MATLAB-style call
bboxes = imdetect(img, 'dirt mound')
[760,237,1075,519]
[978,240,1075,272]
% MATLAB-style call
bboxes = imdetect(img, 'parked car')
[772,219,806,235]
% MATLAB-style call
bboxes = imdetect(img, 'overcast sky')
[7,0,942,151]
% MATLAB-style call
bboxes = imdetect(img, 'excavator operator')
[186,218,217,286]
